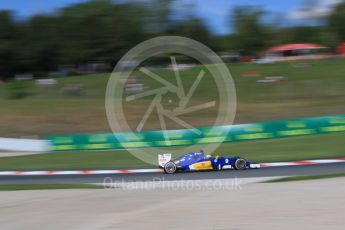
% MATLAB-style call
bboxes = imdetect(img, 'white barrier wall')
[0,138,50,152]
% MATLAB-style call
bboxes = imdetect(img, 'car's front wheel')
[164,161,177,174]
[234,158,247,170]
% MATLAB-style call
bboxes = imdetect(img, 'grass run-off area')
[1,132,344,171]
[0,184,102,191]
[265,173,345,183]
[0,58,345,137]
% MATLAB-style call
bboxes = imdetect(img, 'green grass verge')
[1,132,344,171]
[1,59,345,137]
[265,173,345,183]
[0,184,103,191]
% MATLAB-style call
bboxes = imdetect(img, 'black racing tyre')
[234,158,247,170]
[164,161,177,174]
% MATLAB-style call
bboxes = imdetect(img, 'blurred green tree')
[172,17,213,48]
[230,6,268,55]
[57,0,147,65]
[0,11,17,79]
[329,1,345,42]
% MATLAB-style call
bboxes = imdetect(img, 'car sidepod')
[188,159,213,171]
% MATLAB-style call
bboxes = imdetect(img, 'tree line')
[1,0,345,79]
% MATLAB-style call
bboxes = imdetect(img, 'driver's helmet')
[206,154,212,158]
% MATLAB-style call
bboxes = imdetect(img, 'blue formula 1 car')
[158,151,260,174]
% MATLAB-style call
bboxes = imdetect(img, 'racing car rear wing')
[158,153,172,168]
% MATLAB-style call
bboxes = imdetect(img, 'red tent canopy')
[337,43,345,55]
[266,43,327,54]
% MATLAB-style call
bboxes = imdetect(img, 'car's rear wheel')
[234,158,247,170]
[164,161,177,174]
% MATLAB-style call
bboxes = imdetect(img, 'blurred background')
[0,0,345,169]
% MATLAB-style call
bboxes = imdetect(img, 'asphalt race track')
[0,162,344,184]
